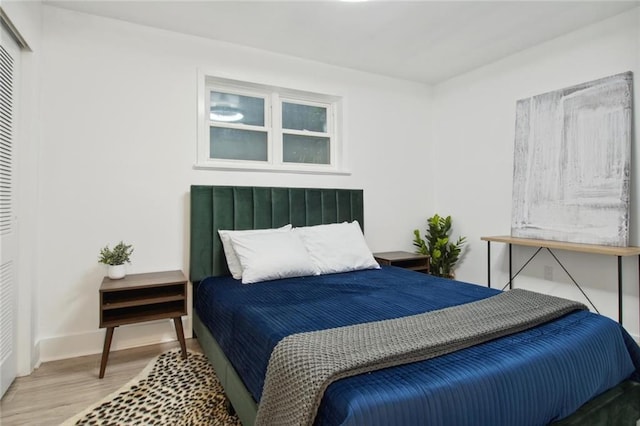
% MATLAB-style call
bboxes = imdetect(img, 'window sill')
[193,163,352,176]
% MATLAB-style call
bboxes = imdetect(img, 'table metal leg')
[617,256,622,324]
[508,244,513,289]
[487,241,491,288]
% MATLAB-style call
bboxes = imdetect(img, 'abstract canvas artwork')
[511,72,633,247]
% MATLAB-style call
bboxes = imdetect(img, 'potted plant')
[99,241,134,279]
[413,214,466,278]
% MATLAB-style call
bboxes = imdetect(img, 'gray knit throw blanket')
[255,288,586,426]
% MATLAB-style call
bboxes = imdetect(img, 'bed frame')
[189,185,639,426]
[190,185,364,425]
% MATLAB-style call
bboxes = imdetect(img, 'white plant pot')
[108,264,126,280]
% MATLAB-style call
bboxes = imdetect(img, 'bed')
[189,185,640,426]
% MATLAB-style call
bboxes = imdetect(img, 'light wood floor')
[0,338,203,425]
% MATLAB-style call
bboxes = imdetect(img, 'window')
[197,74,344,174]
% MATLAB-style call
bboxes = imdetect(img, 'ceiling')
[45,1,640,84]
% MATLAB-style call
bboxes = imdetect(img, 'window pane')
[210,128,267,161]
[283,134,330,164]
[282,102,327,132]
[210,91,264,126]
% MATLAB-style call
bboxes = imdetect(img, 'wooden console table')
[481,235,640,326]
[98,270,187,378]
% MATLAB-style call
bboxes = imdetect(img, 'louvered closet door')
[0,23,19,398]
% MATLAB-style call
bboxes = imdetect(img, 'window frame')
[196,73,346,175]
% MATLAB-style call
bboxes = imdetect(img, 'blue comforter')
[195,266,640,426]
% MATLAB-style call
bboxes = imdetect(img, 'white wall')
[432,8,640,339]
[35,4,640,362]
[37,6,434,361]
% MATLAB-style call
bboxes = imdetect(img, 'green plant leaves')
[413,214,465,278]
[412,229,428,255]
[98,241,134,266]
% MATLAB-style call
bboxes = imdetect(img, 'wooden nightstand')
[374,251,430,273]
[98,270,187,378]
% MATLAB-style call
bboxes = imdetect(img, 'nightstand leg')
[99,327,115,379]
[173,317,187,359]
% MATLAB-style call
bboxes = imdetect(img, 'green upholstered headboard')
[189,185,364,284]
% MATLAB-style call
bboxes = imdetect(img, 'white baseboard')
[38,317,191,363]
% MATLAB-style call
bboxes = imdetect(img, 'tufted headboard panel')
[189,185,364,283]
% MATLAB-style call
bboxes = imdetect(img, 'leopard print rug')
[62,350,241,426]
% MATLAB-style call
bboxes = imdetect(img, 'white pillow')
[218,225,291,279]
[229,231,319,284]
[293,221,380,275]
